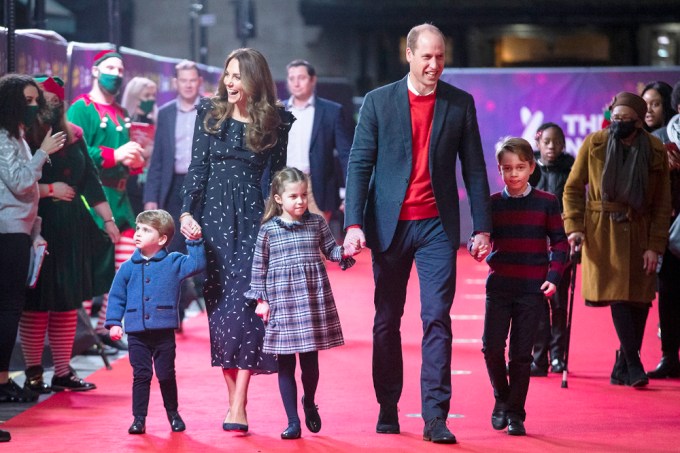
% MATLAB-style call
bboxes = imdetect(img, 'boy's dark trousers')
[532,264,571,369]
[482,290,543,421]
[128,329,178,417]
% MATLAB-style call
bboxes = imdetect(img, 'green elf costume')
[67,50,144,348]
[67,50,140,233]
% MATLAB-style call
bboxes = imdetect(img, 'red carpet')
[4,249,680,452]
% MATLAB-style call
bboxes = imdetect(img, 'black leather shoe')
[167,411,186,432]
[222,422,248,432]
[423,417,457,444]
[281,423,301,439]
[24,365,51,394]
[550,358,566,374]
[491,410,508,430]
[610,350,629,385]
[647,356,680,379]
[0,379,38,403]
[0,429,10,442]
[530,363,548,377]
[51,372,96,392]
[507,418,526,436]
[129,416,146,434]
[376,404,400,434]
[628,365,649,388]
[302,396,321,433]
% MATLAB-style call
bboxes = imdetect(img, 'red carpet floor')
[4,249,680,452]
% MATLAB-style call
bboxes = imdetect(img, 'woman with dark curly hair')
[0,73,66,443]
[179,48,294,431]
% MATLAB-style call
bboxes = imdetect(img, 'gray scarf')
[601,131,650,222]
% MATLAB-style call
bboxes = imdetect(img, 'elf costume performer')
[67,50,145,350]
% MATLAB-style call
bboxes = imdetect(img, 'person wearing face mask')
[121,76,158,215]
[67,50,145,351]
[0,73,66,443]
[563,91,671,388]
[17,75,121,395]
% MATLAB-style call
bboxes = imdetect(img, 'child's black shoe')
[167,411,186,432]
[129,416,146,434]
[281,422,301,439]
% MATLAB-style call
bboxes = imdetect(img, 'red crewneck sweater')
[399,90,439,220]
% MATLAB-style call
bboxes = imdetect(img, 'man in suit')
[144,60,202,252]
[284,59,353,222]
[143,60,203,322]
[343,24,492,444]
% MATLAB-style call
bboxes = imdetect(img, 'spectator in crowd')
[641,81,674,136]
[648,82,680,379]
[67,50,145,351]
[528,122,574,376]
[121,76,158,215]
[19,75,119,394]
[562,92,671,388]
[0,73,66,442]
[283,59,353,223]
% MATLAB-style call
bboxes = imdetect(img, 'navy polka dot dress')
[182,98,293,373]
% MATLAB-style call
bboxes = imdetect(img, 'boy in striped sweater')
[474,137,569,436]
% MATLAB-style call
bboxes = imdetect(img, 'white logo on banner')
[520,107,605,156]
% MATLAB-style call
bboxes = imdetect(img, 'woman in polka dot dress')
[179,48,294,431]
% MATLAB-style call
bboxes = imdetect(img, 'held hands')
[541,281,557,297]
[109,326,123,341]
[255,300,270,323]
[469,233,491,262]
[40,128,67,155]
[642,249,659,275]
[343,228,366,256]
[114,141,145,169]
[180,214,202,240]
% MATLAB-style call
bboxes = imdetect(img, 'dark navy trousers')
[128,329,178,417]
[482,290,543,421]
[371,217,457,422]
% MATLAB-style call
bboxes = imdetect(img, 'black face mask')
[46,104,64,128]
[610,120,638,139]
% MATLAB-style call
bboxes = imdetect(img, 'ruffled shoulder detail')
[277,107,295,132]
[273,213,307,230]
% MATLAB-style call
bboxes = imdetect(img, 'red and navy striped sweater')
[486,188,569,294]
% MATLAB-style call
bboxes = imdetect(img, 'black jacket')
[529,151,575,212]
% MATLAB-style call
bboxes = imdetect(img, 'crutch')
[561,240,582,389]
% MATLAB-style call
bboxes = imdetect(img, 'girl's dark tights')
[278,351,319,425]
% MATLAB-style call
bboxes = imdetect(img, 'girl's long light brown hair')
[204,48,282,152]
[262,167,308,224]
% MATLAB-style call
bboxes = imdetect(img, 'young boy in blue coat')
[105,209,206,435]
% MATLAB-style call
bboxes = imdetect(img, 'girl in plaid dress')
[245,167,354,439]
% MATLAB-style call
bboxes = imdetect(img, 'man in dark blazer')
[144,60,202,253]
[284,59,353,221]
[343,24,492,444]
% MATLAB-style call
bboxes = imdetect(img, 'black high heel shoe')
[281,423,301,439]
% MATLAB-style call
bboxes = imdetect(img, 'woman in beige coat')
[563,92,671,388]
